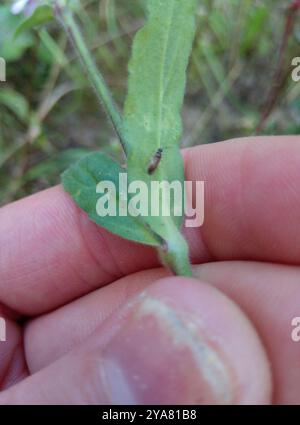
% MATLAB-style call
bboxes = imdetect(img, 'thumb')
[0,277,272,404]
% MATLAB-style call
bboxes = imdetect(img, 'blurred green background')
[0,0,299,206]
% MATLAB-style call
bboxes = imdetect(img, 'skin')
[0,136,300,404]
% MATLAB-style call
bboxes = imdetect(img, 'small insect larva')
[147,148,163,174]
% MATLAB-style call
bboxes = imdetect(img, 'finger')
[0,306,28,390]
[193,261,300,404]
[25,268,167,373]
[0,186,157,315]
[184,135,300,265]
[1,136,300,315]
[0,278,271,404]
[25,261,300,404]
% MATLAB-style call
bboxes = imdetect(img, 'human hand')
[0,136,299,404]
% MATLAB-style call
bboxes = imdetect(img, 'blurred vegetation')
[0,0,299,205]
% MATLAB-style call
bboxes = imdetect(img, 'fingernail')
[100,295,235,404]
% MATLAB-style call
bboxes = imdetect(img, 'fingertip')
[134,276,273,404]
[1,274,272,405]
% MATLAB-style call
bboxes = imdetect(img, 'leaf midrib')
[156,0,175,155]
[154,1,182,237]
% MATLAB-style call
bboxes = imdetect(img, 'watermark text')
[291,317,300,342]
[292,57,300,82]
[0,57,6,82]
[95,174,205,228]
[0,317,6,342]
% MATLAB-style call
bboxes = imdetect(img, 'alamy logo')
[292,57,300,82]
[291,317,300,342]
[0,318,6,342]
[95,174,205,228]
[0,57,6,82]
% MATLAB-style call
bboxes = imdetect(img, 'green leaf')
[125,0,197,155]
[241,5,268,54]
[62,151,161,247]
[124,0,198,240]
[0,5,34,61]
[38,29,68,66]
[0,88,29,122]
[14,5,54,39]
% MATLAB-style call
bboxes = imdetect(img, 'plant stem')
[54,1,130,154]
[54,1,193,278]
[159,229,193,277]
